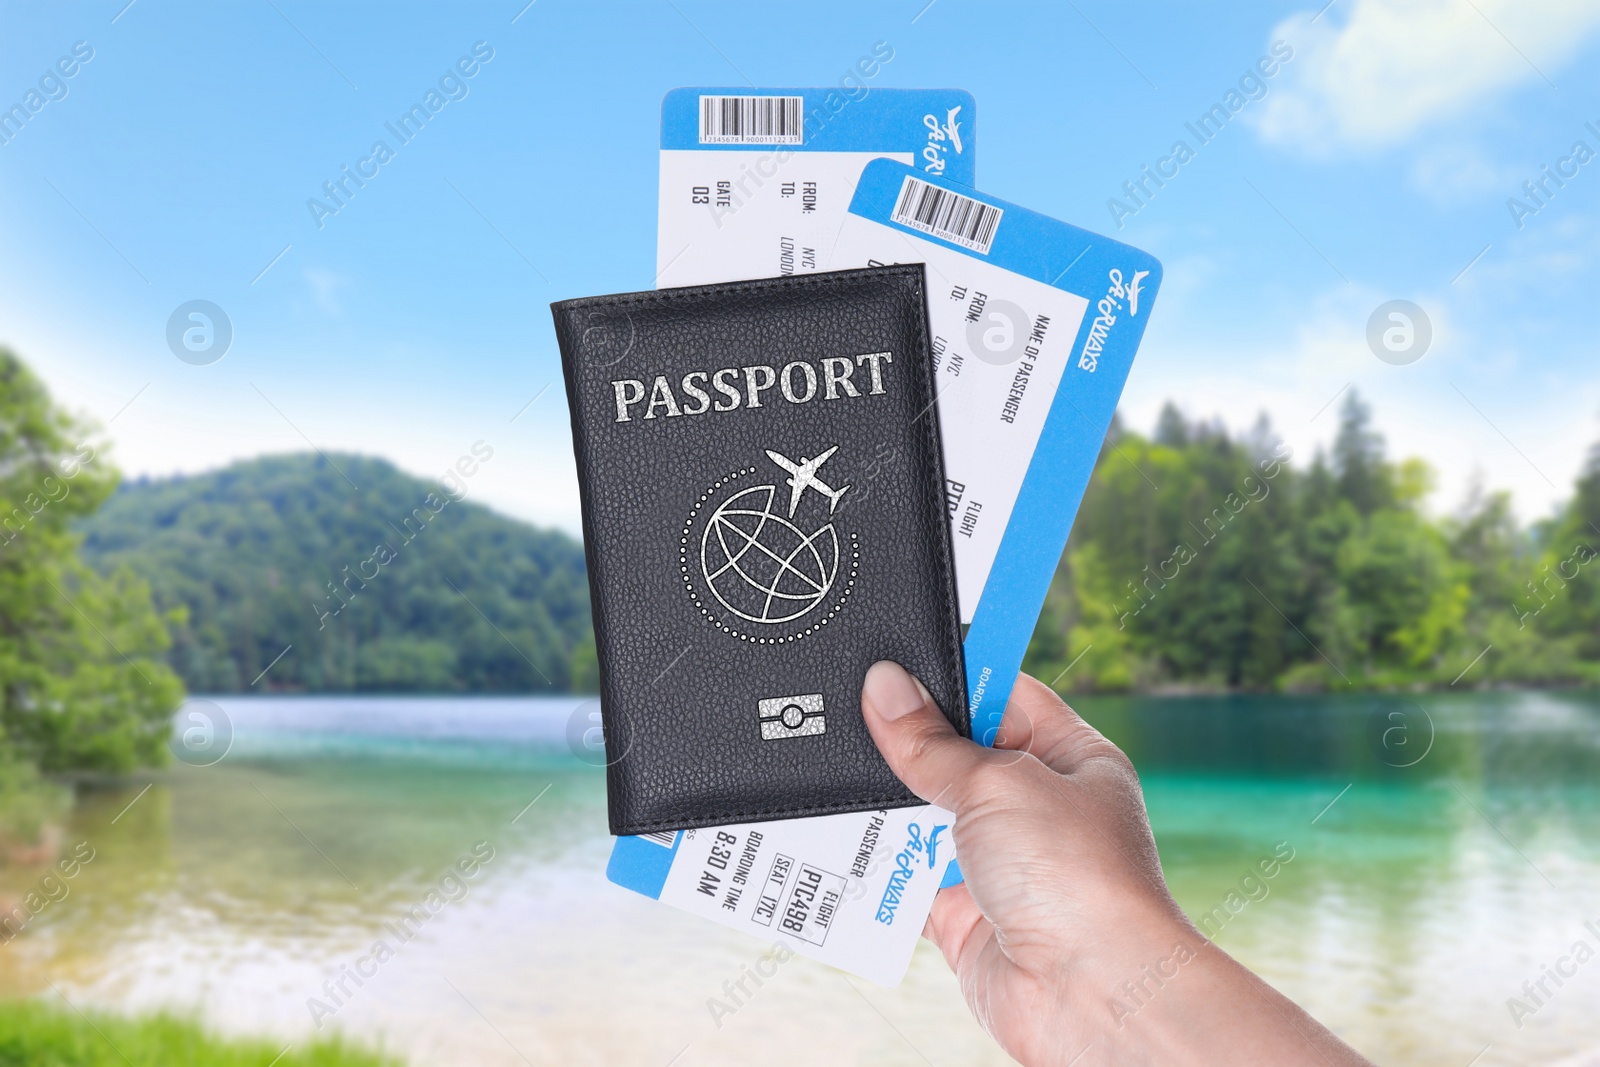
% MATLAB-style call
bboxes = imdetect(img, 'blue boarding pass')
[830,158,1162,751]
[609,100,1160,987]
[656,86,975,287]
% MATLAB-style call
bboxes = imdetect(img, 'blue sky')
[3,0,1598,535]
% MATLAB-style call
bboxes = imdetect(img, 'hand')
[860,662,1373,1067]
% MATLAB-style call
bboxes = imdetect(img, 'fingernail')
[864,661,931,721]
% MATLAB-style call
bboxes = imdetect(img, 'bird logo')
[943,106,964,154]
[1125,269,1150,317]
[924,823,949,869]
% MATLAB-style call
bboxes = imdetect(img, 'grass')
[0,1000,399,1067]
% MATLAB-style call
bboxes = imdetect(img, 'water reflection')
[0,692,1593,1066]
[1089,689,1600,783]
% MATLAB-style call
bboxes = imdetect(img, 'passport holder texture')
[552,265,970,835]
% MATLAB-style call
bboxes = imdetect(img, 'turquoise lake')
[3,690,1597,1065]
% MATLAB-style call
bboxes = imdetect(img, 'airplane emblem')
[765,446,850,517]
[924,824,948,869]
[944,106,964,154]
[1126,269,1150,316]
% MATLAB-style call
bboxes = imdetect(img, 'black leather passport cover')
[552,265,969,835]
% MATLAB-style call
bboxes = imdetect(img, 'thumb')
[862,660,993,812]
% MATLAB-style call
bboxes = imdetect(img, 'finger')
[991,673,1125,776]
[861,660,1000,813]
[923,883,987,972]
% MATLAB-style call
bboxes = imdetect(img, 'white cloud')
[1120,276,1596,525]
[1257,0,1600,151]
[1409,144,1523,204]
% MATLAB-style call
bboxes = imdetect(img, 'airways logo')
[875,821,950,925]
[1080,267,1152,373]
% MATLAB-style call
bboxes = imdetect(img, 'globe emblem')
[701,483,841,624]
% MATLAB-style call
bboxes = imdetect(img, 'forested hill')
[79,453,594,693]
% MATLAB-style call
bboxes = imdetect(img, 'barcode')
[699,95,804,144]
[891,176,1003,254]
[639,830,679,848]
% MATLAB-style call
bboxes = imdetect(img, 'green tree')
[1020,390,1587,693]
[1521,437,1600,663]
[1331,391,1393,516]
[0,350,183,773]
[1334,496,1467,672]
